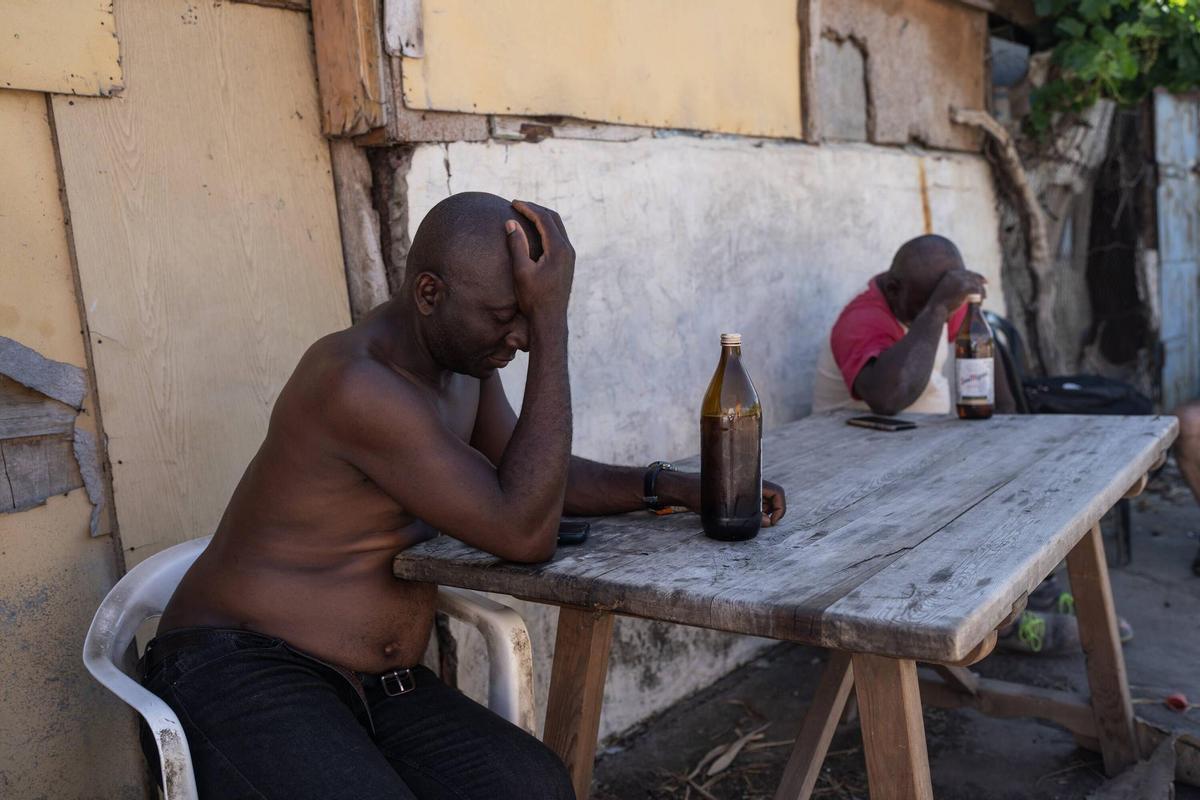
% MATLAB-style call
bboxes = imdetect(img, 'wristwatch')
[643,461,676,511]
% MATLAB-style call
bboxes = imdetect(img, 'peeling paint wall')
[0,493,144,799]
[399,136,1005,739]
[0,89,144,798]
[821,0,986,151]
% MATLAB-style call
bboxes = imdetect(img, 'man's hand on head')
[926,269,987,319]
[505,200,575,325]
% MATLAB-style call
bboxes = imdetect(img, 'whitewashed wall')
[405,136,1004,740]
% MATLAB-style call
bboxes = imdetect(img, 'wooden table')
[395,412,1177,799]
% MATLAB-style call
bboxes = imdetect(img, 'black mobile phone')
[557,520,590,545]
[846,415,918,432]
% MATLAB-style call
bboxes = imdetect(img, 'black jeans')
[140,627,574,800]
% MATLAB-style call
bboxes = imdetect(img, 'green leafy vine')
[1029,0,1200,132]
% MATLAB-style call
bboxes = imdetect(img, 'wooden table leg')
[931,664,979,696]
[543,606,615,800]
[852,654,934,800]
[774,650,855,800]
[1066,523,1138,775]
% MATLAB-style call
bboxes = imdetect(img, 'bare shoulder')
[274,331,431,439]
[332,332,430,413]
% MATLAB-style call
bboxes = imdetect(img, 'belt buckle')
[380,668,416,697]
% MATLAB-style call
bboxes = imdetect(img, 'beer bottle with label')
[700,333,763,541]
[955,293,995,419]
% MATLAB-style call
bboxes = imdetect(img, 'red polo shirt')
[831,277,968,398]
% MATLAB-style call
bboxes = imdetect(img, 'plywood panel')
[401,0,803,138]
[312,0,387,136]
[0,0,122,96]
[822,0,986,151]
[51,0,351,565]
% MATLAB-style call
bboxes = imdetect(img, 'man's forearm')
[856,305,947,415]
[565,457,698,516]
[564,457,643,515]
[496,318,573,548]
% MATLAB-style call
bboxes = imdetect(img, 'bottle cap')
[721,333,742,346]
[966,293,983,303]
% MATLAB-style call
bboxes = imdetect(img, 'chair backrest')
[85,536,212,673]
[983,310,1033,414]
[83,536,212,800]
[983,310,1029,381]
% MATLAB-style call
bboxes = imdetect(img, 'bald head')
[405,192,542,289]
[397,192,545,379]
[881,235,966,323]
[889,235,963,284]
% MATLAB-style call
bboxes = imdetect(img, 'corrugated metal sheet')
[1155,91,1200,407]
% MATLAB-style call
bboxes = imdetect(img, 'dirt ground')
[591,461,1200,800]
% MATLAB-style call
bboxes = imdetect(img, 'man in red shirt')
[812,235,1017,416]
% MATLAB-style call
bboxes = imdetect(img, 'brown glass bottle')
[700,333,763,541]
[955,293,995,420]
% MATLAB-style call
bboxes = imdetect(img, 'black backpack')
[1022,375,1153,415]
[982,312,1153,416]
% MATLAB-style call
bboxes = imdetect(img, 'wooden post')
[852,654,934,800]
[312,0,387,137]
[1066,523,1139,775]
[774,650,855,800]
[543,606,615,800]
[797,0,821,142]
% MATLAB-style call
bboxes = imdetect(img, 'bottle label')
[956,358,994,405]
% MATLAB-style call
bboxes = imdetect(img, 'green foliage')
[1028,0,1200,132]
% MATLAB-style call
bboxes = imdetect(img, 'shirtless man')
[142,192,787,800]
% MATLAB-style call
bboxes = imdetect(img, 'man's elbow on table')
[854,369,909,418]
[861,389,903,418]
[503,538,557,564]
[491,515,559,564]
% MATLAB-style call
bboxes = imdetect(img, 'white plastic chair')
[83,535,536,800]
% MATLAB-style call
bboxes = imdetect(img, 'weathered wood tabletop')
[395,411,1176,663]
[395,410,1178,800]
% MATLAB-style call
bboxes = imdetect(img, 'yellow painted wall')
[401,0,803,138]
[0,91,88,366]
[0,89,145,799]
[51,0,352,567]
[0,0,122,96]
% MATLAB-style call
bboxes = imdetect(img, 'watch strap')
[643,461,675,510]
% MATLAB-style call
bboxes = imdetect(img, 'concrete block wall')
[398,135,1006,739]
